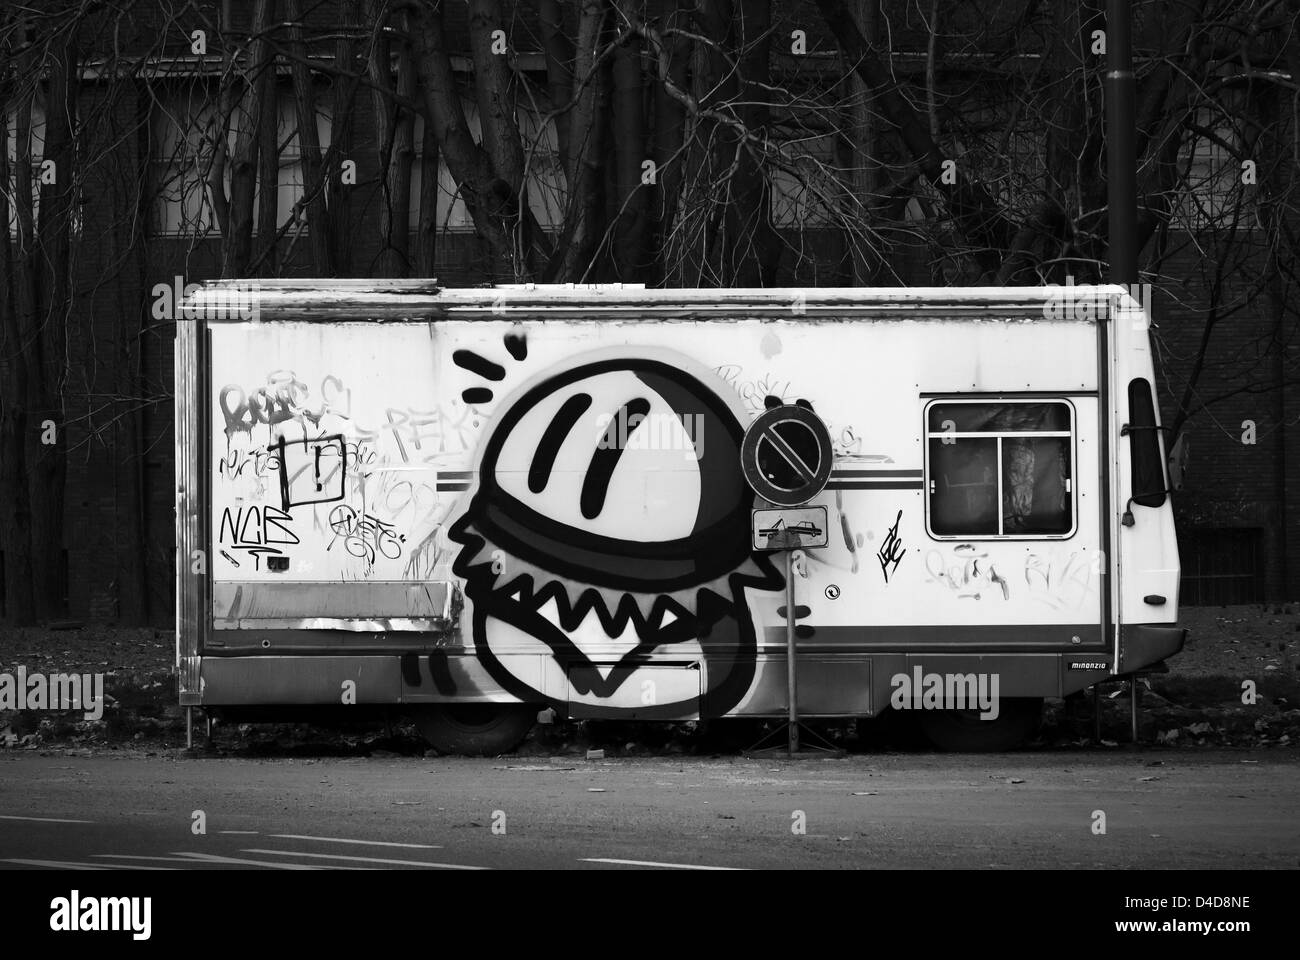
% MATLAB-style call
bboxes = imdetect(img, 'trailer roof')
[183,280,1134,322]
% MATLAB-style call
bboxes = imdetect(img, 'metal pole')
[186,706,193,750]
[786,550,799,756]
[1106,0,1137,284]
[1131,678,1141,744]
[1104,0,1135,719]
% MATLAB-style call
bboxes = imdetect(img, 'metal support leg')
[206,712,213,744]
[186,706,193,750]
[1130,679,1140,743]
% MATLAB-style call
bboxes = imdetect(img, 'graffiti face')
[449,352,782,717]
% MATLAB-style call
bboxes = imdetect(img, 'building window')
[407,104,563,233]
[1179,528,1263,605]
[1179,91,1252,230]
[148,84,331,237]
[925,400,1075,538]
[771,134,839,228]
[6,98,45,237]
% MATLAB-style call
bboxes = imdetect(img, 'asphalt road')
[1,751,1297,869]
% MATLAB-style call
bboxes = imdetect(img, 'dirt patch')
[1171,605,1300,678]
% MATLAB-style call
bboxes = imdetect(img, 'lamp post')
[1106,0,1137,284]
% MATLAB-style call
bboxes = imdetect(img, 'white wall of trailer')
[1111,293,1181,627]
[207,314,1120,633]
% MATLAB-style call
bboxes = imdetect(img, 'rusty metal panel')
[187,281,1122,324]
[400,653,544,704]
[200,656,399,705]
[736,657,872,717]
[897,653,1060,699]
[211,580,456,631]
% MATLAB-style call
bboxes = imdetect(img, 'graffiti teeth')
[536,598,643,678]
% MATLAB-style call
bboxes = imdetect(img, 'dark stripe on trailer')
[832,469,923,477]
[763,623,1107,650]
[826,481,924,490]
[918,390,1100,398]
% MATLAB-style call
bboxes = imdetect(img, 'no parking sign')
[740,404,834,507]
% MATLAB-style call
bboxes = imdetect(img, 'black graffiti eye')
[523,391,654,519]
[581,398,652,520]
[528,393,592,494]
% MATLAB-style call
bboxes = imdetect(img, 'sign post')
[785,548,798,755]
[740,405,838,757]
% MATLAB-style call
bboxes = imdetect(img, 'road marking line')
[170,852,326,870]
[1,859,171,870]
[96,853,374,870]
[244,848,487,870]
[268,834,441,849]
[579,858,744,871]
[0,814,95,824]
[218,830,260,835]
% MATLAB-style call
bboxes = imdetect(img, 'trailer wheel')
[413,703,538,756]
[917,697,1043,752]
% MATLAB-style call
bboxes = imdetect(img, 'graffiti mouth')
[449,505,784,709]
[472,567,719,699]
[451,523,781,702]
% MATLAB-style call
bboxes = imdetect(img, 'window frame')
[923,396,1078,541]
[147,79,332,239]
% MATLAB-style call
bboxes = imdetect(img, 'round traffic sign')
[740,404,834,506]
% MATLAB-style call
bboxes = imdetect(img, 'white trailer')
[175,282,1183,751]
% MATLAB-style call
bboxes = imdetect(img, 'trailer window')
[926,401,1074,538]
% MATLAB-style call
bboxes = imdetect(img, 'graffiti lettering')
[378,476,440,525]
[713,363,793,415]
[217,445,279,480]
[1025,550,1094,610]
[925,543,1009,600]
[217,505,299,570]
[271,434,347,511]
[327,504,405,565]
[218,372,313,440]
[877,509,904,583]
